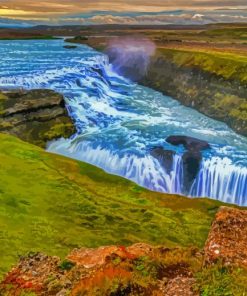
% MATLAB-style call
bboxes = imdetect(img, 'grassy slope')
[0,133,224,278]
[155,48,247,133]
[158,48,247,84]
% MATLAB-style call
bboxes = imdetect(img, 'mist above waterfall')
[106,37,156,81]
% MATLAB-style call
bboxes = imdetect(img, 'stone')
[165,135,210,192]
[204,206,247,267]
[150,147,175,174]
[182,150,202,193]
[166,135,210,151]
[0,89,75,147]
[63,45,77,49]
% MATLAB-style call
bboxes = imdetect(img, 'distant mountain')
[0,18,33,28]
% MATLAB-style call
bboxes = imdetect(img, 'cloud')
[59,11,247,25]
[0,0,247,18]
[0,0,246,26]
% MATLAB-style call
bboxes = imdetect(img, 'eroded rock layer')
[0,89,75,147]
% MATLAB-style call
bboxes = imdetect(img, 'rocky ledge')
[204,206,247,267]
[1,206,246,296]
[0,89,75,147]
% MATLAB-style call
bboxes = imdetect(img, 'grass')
[142,47,247,135]
[158,48,247,84]
[0,93,7,114]
[194,263,247,296]
[0,133,225,279]
[202,27,247,40]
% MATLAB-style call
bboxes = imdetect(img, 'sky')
[0,0,247,26]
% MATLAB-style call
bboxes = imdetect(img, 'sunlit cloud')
[0,0,246,25]
[0,0,247,17]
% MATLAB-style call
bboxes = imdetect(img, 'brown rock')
[68,246,119,268]
[1,253,62,295]
[0,89,75,147]
[163,277,198,296]
[67,243,154,268]
[204,206,247,267]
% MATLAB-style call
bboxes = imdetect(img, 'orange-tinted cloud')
[0,0,247,18]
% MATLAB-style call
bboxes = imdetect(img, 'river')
[0,39,246,205]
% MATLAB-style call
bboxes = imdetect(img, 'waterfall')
[48,140,247,206]
[0,39,246,206]
[190,157,247,205]
[48,139,184,194]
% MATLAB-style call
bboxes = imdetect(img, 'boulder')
[0,89,75,147]
[166,135,210,151]
[204,206,247,267]
[150,147,175,174]
[163,277,198,296]
[182,150,202,193]
[165,135,210,192]
[63,45,77,49]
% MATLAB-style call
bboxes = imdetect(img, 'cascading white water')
[48,139,184,194]
[0,39,246,205]
[190,158,247,205]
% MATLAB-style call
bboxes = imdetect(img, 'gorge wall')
[140,49,247,136]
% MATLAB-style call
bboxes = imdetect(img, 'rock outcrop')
[151,136,210,193]
[166,136,210,151]
[0,89,75,147]
[204,206,247,267]
[150,147,175,174]
[0,244,200,296]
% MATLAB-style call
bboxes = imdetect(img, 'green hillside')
[0,133,224,278]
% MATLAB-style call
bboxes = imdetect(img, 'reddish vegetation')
[1,206,247,295]
[67,244,149,268]
[1,254,60,295]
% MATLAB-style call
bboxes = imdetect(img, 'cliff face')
[0,89,75,147]
[141,49,247,136]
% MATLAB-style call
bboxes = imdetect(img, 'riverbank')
[64,24,247,136]
[0,28,56,40]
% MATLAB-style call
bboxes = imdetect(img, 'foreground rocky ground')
[1,206,246,296]
[0,89,75,147]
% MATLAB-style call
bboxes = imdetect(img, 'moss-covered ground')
[0,133,226,279]
[158,48,247,84]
